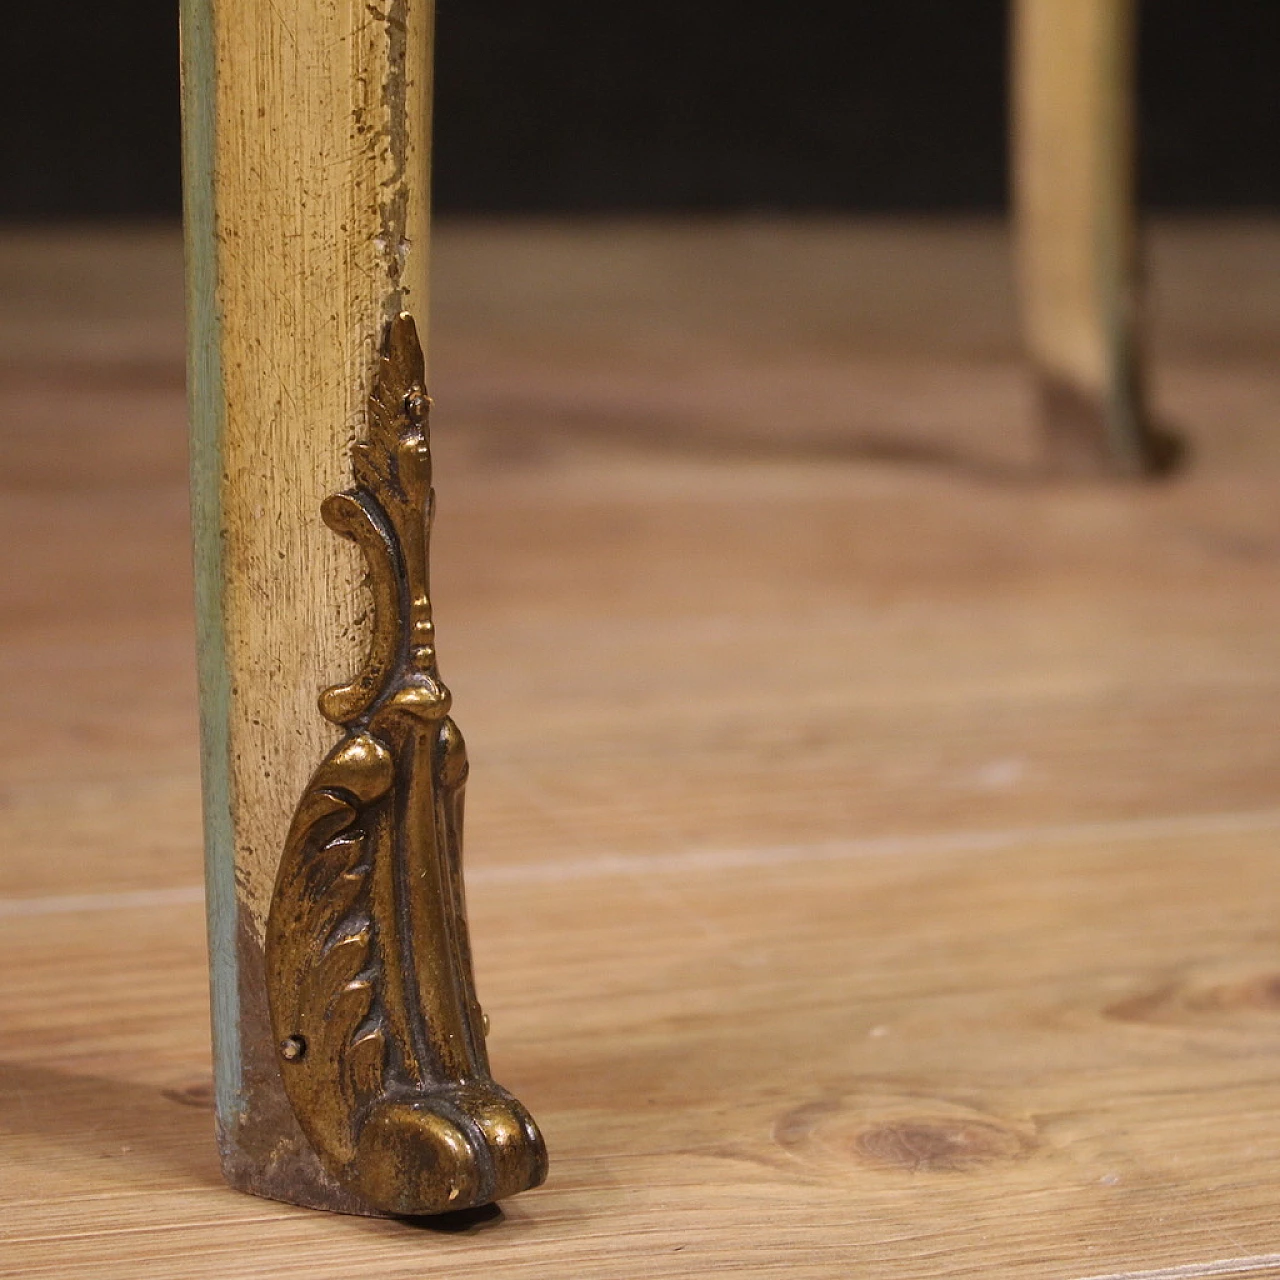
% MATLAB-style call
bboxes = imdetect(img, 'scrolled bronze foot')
[264,313,547,1216]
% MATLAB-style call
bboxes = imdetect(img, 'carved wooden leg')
[1012,0,1181,477]
[180,0,546,1216]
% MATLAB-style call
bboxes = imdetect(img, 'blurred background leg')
[1012,0,1179,477]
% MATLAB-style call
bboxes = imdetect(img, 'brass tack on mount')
[264,313,547,1216]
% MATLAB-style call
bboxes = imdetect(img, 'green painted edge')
[179,0,242,1137]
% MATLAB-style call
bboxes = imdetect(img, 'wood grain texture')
[180,0,434,1201]
[3,221,1280,1275]
[1012,0,1163,474]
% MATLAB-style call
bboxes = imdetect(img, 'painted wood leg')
[180,0,546,1215]
[1012,0,1181,477]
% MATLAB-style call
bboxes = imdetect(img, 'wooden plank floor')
[3,219,1280,1277]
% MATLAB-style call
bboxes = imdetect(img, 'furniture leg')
[180,0,545,1215]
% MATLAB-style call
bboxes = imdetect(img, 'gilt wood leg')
[181,0,546,1215]
[1012,0,1180,477]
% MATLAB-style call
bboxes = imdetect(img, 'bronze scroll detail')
[265,313,547,1216]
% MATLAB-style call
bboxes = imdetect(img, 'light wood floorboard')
[2,219,1280,1277]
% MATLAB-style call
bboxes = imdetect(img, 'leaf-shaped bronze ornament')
[265,313,547,1216]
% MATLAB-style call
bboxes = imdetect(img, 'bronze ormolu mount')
[265,313,547,1216]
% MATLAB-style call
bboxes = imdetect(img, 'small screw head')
[405,390,430,423]
[279,1035,307,1062]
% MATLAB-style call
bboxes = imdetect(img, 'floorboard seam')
[5,804,1280,916]
[1074,1252,1280,1280]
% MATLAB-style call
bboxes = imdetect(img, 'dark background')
[1,0,1275,220]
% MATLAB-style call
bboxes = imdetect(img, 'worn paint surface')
[181,0,434,1210]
